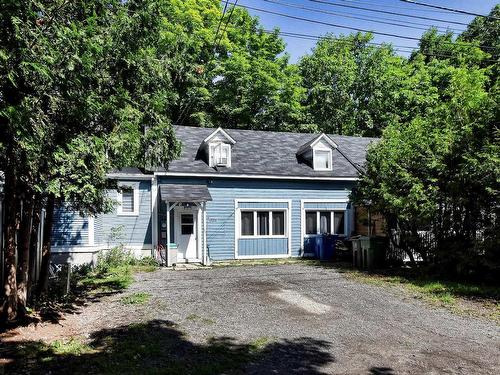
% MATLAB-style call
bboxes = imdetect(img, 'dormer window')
[210,143,231,167]
[314,149,332,171]
[200,127,236,168]
[297,133,337,172]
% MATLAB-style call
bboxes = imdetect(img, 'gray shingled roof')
[160,184,212,202]
[156,126,377,178]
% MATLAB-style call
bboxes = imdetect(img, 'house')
[49,126,376,265]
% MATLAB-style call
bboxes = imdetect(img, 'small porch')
[156,184,212,266]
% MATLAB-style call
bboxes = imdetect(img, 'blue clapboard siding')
[304,202,348,210]
[52,207,88,246]
[238,202,289,209]
[159,176,354,260]
[95,180,152,247]
[238,238,288,256]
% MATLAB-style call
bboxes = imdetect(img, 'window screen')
[334,211,345,235]
[257,211,269,235]
[241,211,254,236]
[306,212,317,234]
[320,211,331,234]
[121,188,134,213]
[272,211,285,236]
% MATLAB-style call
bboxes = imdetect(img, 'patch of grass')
[186,314,215,325]
[249,336,274,353]
[50,339,95,356]
[78,248,158,292]
[339,265,500,321]
[213,258,320,268]
[120,292,151,305]
[80,265,133,292]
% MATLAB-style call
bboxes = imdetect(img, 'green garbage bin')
[352,236,388,269]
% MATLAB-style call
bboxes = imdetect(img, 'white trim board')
[154,172,359,181]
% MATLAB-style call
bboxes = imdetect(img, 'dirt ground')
[2,264,500,374]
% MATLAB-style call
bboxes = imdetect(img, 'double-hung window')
[210,143,231,167]
[240,210,286,237]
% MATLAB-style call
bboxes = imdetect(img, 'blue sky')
[232,0,498,62]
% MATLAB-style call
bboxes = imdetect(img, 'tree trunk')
[0,171,20,323]
[16,193,34,316]
[28,199,42,301]
[36,195,55,297]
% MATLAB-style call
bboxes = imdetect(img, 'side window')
[117,183,139,216]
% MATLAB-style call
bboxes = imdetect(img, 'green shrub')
[96,246,135,275]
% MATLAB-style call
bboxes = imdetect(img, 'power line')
[266,29,499,63]
[237,3,498,51]
[260,0,463,34]
[401,0,500,20]
[178,1,240,125]
[321,0,454,14]
[177,1,231,125]
[306,0,469,26]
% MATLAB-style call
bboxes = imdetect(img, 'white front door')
[176,210,198,260]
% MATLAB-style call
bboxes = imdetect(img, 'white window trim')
[313,147,333,171]
[117,182,140,216]
[239,209,288,239]
[209,142,232,167]
[234,199,292,259]
[304,210,346,236]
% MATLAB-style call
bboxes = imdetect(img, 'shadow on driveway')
[2,319,341,374]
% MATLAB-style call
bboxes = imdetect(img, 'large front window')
[240,210,287,237]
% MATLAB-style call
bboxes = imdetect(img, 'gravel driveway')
[114,264,500,374]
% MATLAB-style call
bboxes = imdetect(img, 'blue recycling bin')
[319,234,338,261]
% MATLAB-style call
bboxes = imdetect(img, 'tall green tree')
[0,0,181,322]
[299,33,407,137]
[354,38,499,277]
[208,10,307,131]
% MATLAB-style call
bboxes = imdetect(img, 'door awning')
[159,184,212,203]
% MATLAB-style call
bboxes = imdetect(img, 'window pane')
[121,188,134,212]
[320,211,331,234]
[314,150,330,170]
[257,211,269,235]
[306,212,317,234]
[241,211,254,236]
[181,224,194,235]
[220,145,229,164]
[334,211,345,235]
[181,214,194,224]
[272,211,285,236]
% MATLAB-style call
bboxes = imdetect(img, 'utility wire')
[281,0,465,33]
[267,30,499,63]
[401,0,500,20]
[237,3,498,51]
[260,0,463,34]
[178,1,240,125]
[306,0,469,26]
[176,1,230,124]
[327,0,452,14]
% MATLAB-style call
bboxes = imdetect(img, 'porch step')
[172,263,206,271]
